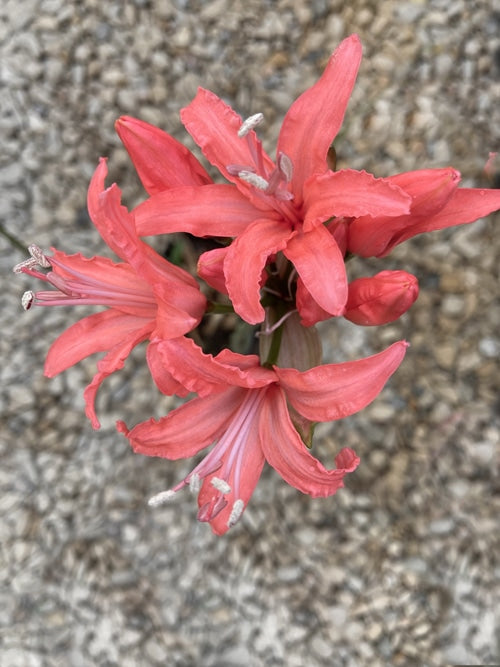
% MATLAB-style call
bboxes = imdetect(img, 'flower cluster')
[15,35,500,534]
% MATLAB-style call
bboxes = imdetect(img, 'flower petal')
[283,225,347,317]
[146,341,190,397]
[387,167,461,216]
[117,387,247,458]
[382,186,500,255]
[83,321,154,429]
[44,309,152,377]
[180,87,275,186]
[275,340,409,422]
[153,337,274,396]
[347,168,463,256]
[224,218,294,324]
[197,247,229,294]
[260,385,360,497]
[277,35,362,200]
[303,170,411,231]
[134,184,269,237]
[115,115,212,193]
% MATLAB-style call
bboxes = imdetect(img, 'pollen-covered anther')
[238,112,264,138]
[211,477,231,495]
[238,170,269,191]
[148,489,176,507]
[21,291,35,310]
[227,499,245,527]
[189,473,201,494]
[27,244,51,268]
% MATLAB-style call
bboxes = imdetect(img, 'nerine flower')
[118,337,408,535]
[14,158,206,428]
[120,35,500,327]
[130,35,413,325]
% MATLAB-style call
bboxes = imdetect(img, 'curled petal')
[303,170,411,231]
[275,340,409,422]
[118,387,247,459]
[198,247,229,294]
[224,218,294,324]
[153,337,274,396]
[284,225,347,317]
[146,341,190,397]
[44,310,153,377]
[83,321,154,429]
[260,385,360,497]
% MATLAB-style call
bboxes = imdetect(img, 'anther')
[189,473,201,494]
[148,489,176,507]
[238,113,264,138]
[21,291,35,310]
[238,171,269,191]
[13,257,37,274]
[227,499,245,527]
[278,152,293,182]
[211,477,231,494]
[28,244,51,268]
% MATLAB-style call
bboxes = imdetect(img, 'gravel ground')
[1,1,499,666]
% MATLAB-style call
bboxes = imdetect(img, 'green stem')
[205,302,235,314]
[0,223,28,254]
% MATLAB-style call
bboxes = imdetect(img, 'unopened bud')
[344,270,419,326]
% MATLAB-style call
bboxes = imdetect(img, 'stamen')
[238,171,269,190]
[278,152,293,182]
[211,477,231,494]
[13,257,38,274]
[238,113,264,138]
[228,499,245,527]
[256,309,297,337]
[21,291,35,310]
[28,244,51,268]
[227,164,255,176]
[189,473,201,494]
[148,489,176,507]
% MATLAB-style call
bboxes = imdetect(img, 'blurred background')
[1,1,499,665]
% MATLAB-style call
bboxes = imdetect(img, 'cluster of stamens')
[227,112,294,204]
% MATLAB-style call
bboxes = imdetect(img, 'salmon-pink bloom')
[14,158,206,428]
[347,167,500,257]
[132,35,412,325]
[344,270,419,326]
[118,337,408,535]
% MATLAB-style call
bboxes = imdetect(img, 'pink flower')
[14,158,206,428]
[118,337,408,535]
[131,35,412,325]
[347,167,500,257]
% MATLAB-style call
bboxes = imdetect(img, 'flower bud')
[344,270,419,325]
[197,247,229,294]
[259,310,322,370]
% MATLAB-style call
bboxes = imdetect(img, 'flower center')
[226,113,301,224]
[148,388,267,530]
[14,244,157,317]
